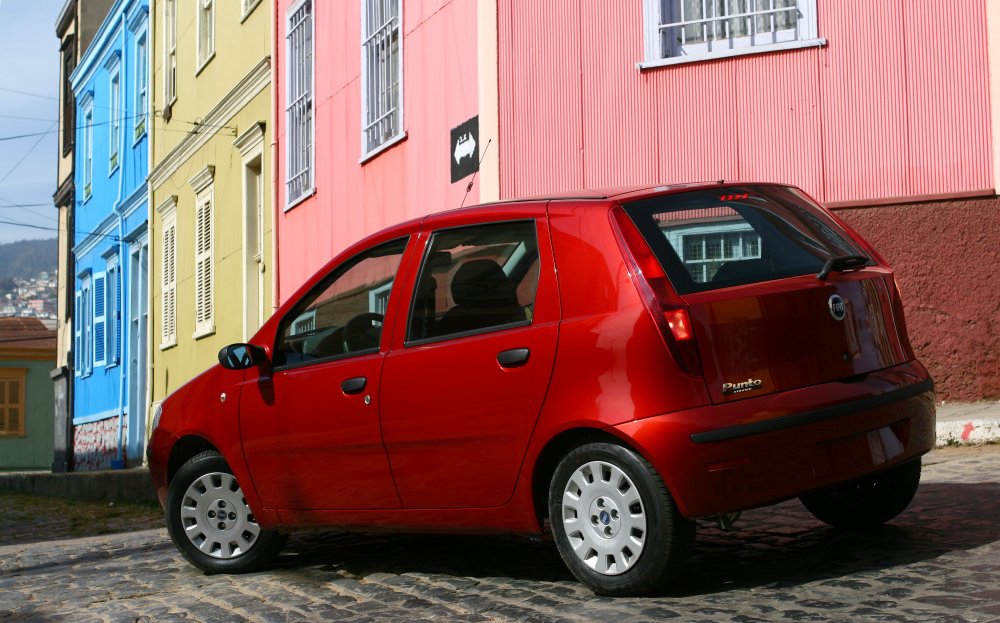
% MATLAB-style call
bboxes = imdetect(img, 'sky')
[0,0,63,244]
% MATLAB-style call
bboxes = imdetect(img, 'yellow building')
[148,0,273,430]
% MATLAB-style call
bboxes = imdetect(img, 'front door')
[381,218,559,509]
[239,238,408,510]
[127,238,148,461]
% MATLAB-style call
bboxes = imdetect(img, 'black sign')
[450,116,479,183]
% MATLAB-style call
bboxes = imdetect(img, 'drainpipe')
[112,5,128,469]
[144,0,155,466]
[270,0,279,312]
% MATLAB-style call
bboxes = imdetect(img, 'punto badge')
[828,294,846,321]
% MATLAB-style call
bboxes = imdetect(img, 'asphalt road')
[2,446,998,622]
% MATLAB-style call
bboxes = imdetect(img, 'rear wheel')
[799,457,921,530]
[166,450,286,573]
[548,443,694,596]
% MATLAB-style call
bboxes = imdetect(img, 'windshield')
[623,185,867,294]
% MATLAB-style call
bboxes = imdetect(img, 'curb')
[935,418,1000,447]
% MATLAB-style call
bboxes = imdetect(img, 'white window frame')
[196,0,216,73]
[134,31,148,141]
[164,0,177,105]
[82,98,94,200]
[108,62,121,172]
[190,166,216,338]
[640,0,822,69]
[360,0,404,161]
[241,0,262,22]
[74,290,82,375]
[285,0,314,209]
[158,197,178,349]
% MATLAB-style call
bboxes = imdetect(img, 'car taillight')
[610,206,702,376]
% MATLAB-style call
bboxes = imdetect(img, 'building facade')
[275,0,1000,402]
[69,0,150,471]
[0,319,57,471]
[52,0,116,472]
[148,0,273,423]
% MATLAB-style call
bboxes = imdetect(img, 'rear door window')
[407,221,539,343]
[623,185,867,294]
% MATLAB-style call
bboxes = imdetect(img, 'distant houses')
[0,318,56,471]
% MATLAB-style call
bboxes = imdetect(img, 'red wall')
[840,197,1000,401]
[275,0,480,300]
[496,0,993,204]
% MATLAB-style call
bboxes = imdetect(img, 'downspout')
[270,0,279,312]
[113,5,128,468]
[144,0,155,466]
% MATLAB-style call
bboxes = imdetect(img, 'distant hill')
[0,239,57,289]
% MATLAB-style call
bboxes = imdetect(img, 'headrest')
[451,259,507,307]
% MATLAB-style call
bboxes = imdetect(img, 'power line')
[0,114,56,122]
[0,86,58,101]
[0,122,55,187]
[0,111,237,142]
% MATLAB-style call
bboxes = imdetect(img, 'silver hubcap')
[561,460,647,576]
[180,472,260,559]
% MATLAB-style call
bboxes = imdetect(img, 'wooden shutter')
[161,220,177,345]
[194,196,213,332]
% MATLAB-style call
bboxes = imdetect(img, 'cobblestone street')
[2,446,998,623]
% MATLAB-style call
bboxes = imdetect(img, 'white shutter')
[194,196,214,334]
[74,291,82,375]
[93,272,106,367]
[161,220,177,346]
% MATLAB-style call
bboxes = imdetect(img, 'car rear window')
[622,185,868,294]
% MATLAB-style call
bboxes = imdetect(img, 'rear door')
[380,208,560,508]
[624,185,909,403]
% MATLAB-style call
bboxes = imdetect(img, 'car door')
[380,211,560,509]
[239,237,409,510]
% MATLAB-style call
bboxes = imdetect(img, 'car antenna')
[460,138,493,209]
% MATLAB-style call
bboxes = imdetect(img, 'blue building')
[69,0,149,471]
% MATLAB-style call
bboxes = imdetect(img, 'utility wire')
[0,122,55,187]
[0,86,58,101]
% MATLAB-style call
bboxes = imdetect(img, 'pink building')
[275,1,1000,401]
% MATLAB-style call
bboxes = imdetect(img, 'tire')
[166,450,287,573]
[799,457,922,530]
[548,442,695,596]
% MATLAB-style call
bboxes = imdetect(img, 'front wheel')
[166,450,286,573]
[799,457,922,530]
[548,443,694,596]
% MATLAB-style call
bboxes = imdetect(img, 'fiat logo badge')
[828,294,846,321]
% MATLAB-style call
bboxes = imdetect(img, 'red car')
[148,182,935,596]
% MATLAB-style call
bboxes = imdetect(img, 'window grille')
[362,0,402,157]
[644,0,817,64]
[286,0,313,205]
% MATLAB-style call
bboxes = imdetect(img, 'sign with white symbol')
[450,116,479,183]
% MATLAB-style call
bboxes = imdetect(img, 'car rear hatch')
[621,185,911,404]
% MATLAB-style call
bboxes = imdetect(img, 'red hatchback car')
[148,182,935,596]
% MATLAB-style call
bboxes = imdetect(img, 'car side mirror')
[218,343,268,370]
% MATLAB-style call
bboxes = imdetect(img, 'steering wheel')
[342,312,384,353]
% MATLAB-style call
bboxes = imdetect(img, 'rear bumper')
[615,361,936,518]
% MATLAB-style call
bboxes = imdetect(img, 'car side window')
[408,221,539,343]
[275,238,407,367]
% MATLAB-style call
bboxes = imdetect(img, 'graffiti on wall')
[73,417,127,471]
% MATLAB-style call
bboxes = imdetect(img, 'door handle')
[341,376,367,394]
[497,347,530,368]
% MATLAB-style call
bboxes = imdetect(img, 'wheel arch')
[531,427,637,526]
[167,435,221,486]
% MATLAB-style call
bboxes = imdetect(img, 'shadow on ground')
[273,482,1000,596]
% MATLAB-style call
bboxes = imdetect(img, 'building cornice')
[53,176,74,208]
[149,57,271,189]
[188,166,216,194]
[70,0,127,93]
[233,122,266,157]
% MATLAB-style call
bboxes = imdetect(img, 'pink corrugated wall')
[497,0,994,204]
[276,0,480,301]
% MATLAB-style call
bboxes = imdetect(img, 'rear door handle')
[497,348,530,368]
[341,376,367,394]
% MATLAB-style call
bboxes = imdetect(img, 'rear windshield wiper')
[817,255,869,280]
